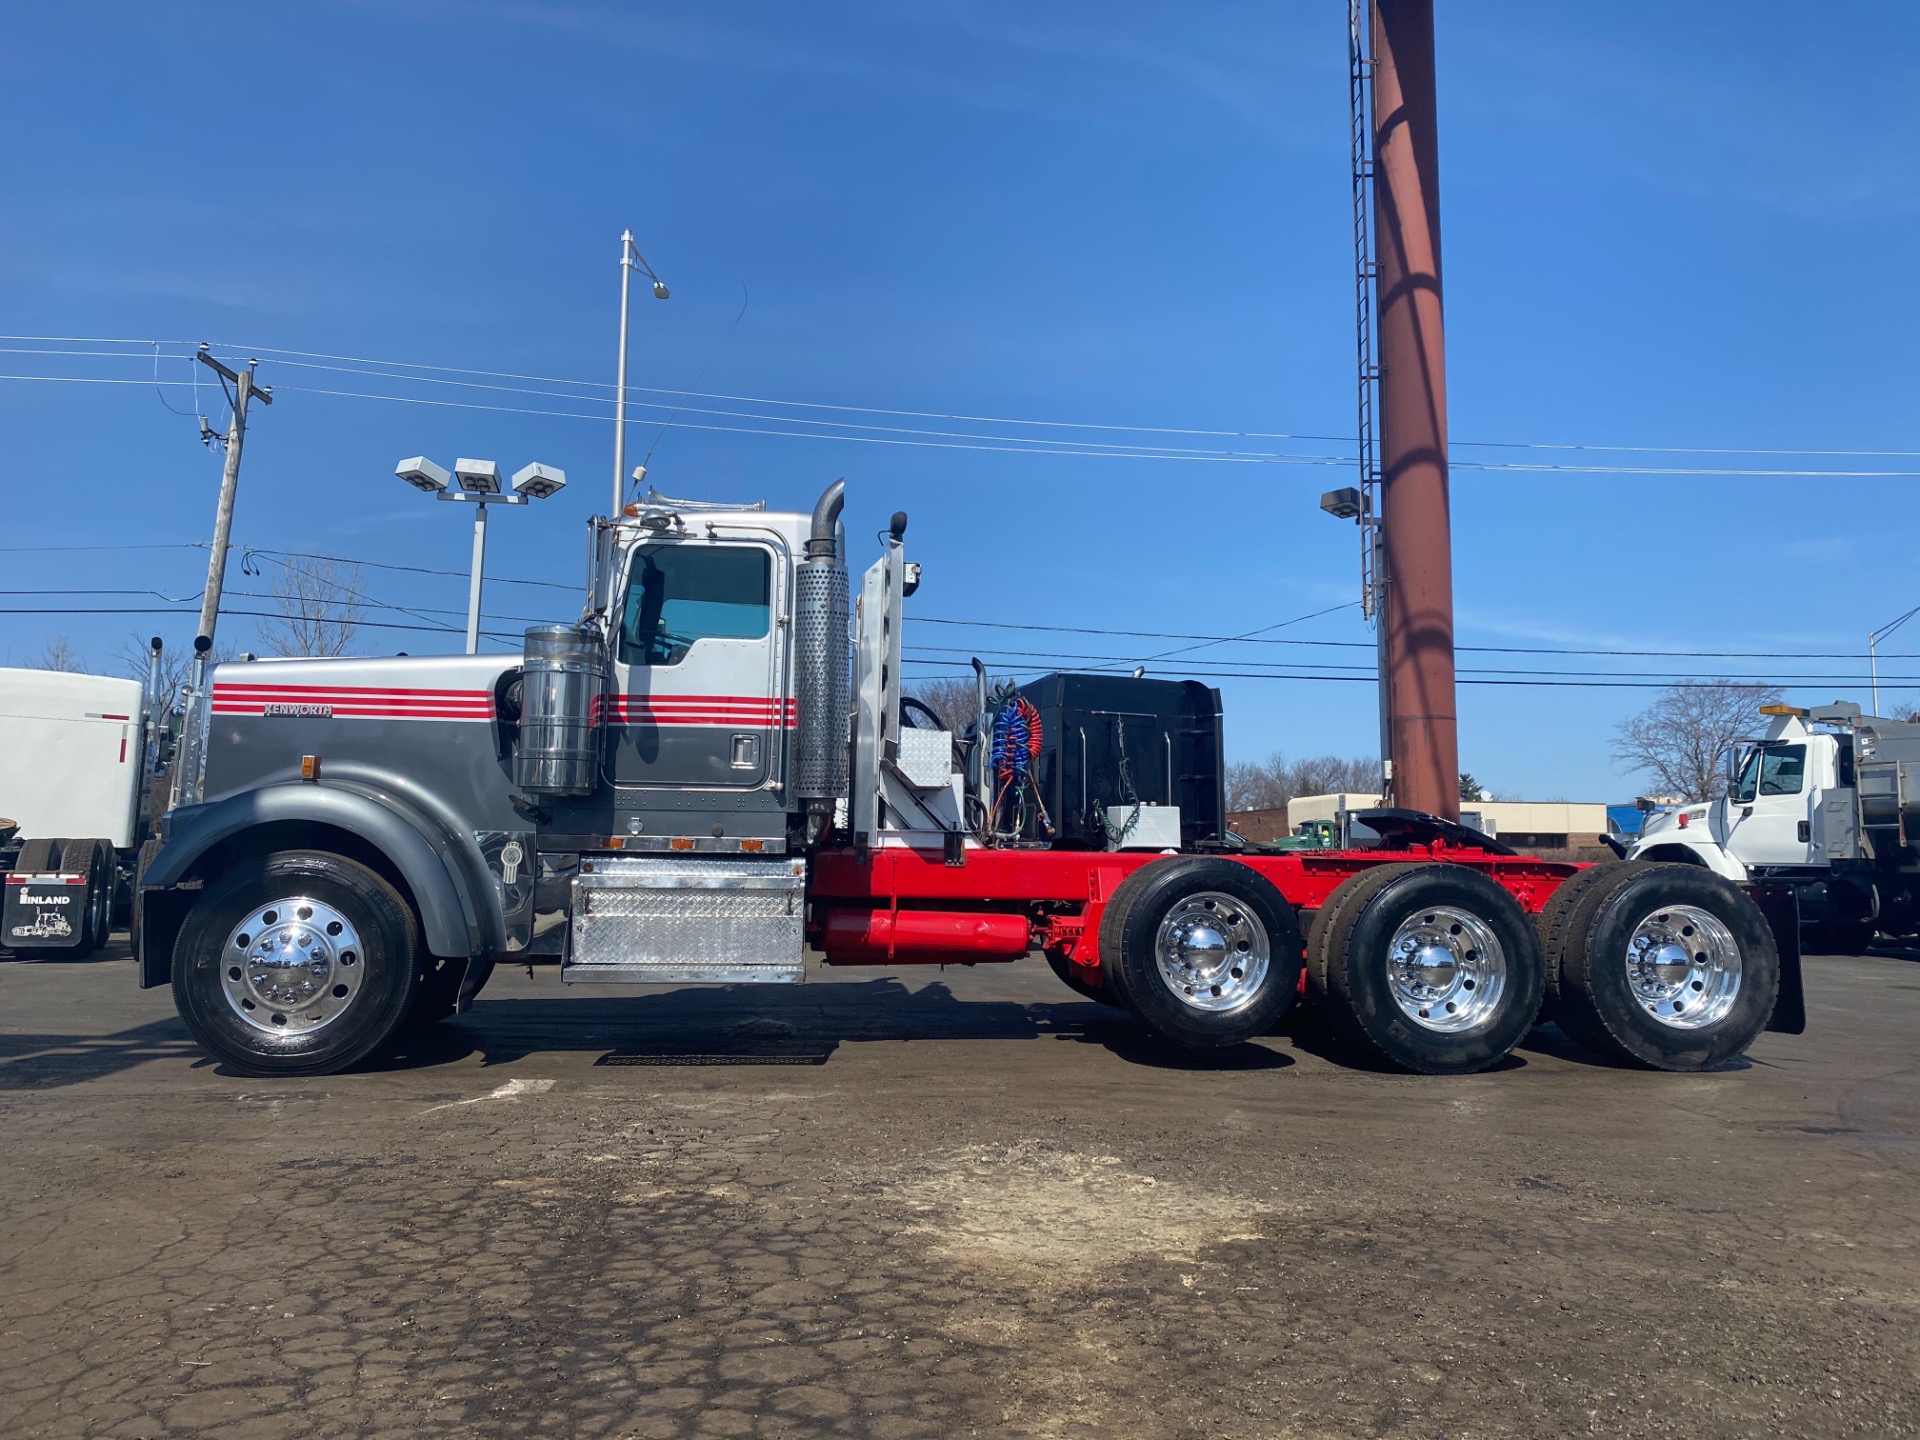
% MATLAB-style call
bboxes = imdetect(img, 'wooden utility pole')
[194,346,272,645]
[1371,0,1460,820]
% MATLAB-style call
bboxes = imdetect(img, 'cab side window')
[618,545,771,667]
[1758,743,1806,797]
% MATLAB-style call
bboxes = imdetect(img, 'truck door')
[1724,741,1815,867]
[603,538,786,793]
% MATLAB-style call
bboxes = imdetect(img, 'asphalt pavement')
[2,942,1916,1439]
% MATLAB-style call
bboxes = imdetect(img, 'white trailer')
[0,668,150,955]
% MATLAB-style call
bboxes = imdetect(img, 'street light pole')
[613,230,634,519]
[611,229,670,517]
[466,498,490,655]
[1869,603,1920,717]
[397,457,565,655]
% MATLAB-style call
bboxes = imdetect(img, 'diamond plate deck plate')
[564,855,806,984]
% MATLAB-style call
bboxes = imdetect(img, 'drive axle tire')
[1045,950,1125,1007]
[1554,864,1778,1070]
[1535,861,1653,1054]
[1310,863,1544,1075]
[172,850,420,1077]
[1098,857,1302,1047]
[75,839,115,957]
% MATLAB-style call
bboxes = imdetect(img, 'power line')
[194,339,1919,459]
[907,614,1920,661]
[896,656,1919,691]
[3,337,1918,473]
[900,642,1910,684]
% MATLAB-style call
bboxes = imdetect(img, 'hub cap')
[1387,906,1508,1033]
[1624,904,1741,1030]
[219,897,364,1037]
[1154,892,1271,1013]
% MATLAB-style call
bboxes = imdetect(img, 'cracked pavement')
[1,946,1917,1438]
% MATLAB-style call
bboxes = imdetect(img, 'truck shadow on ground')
[0,1016,198,1091]
[379,976,1293,1075]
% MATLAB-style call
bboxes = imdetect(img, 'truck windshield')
[1731,742,1806,803]
[619,545,770,667]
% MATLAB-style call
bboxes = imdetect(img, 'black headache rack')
[1023,672,1228,851]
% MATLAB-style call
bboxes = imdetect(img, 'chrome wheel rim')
[1387,905,1508,1033]
[1153,891,1271,1013]
[219,896,365,1037]
[1625,904,1741,1029]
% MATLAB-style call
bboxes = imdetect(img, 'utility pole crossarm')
[196,346,273,403]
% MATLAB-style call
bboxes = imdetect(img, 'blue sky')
[2,1,1916,800]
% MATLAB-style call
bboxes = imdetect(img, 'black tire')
[1311,863,1545,1075]
[13,837,61,875]
[1556,864,1778,1071]
[130,837,163,956]
[1306,864,1415,1002]
[1802,919,1875,957]
[1535,862,1651,1012]
[1045,950,1124,1007]
[1097,857,1302,1048]
[75,839,115,957]
[171,850,420,1077]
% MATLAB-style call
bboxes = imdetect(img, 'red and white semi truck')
[135,481,1803,1076]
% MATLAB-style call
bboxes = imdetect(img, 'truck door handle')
[1797,820,1810,843]
[730,733,761,769]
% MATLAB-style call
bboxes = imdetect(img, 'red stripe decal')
[211,683,494,721]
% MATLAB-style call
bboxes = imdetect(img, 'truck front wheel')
[171,850,420,1076]
[1098,858,1303,1047]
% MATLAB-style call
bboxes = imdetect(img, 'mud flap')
[1754,884,1806,1035]
[456,955,495,1014]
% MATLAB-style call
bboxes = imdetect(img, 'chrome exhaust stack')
[792,479,849,840]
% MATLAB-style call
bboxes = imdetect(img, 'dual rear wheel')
[1087,856,1779,1074]
[1536,861,1779,1070]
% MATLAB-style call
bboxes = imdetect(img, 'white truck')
[1623,702,1919,954]
[1,657,167,956]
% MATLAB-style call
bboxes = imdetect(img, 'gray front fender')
[141,782,502,977]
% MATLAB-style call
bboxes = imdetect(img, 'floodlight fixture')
[453,458,502,495]
[1319,487,1363,521]
[512,462,567,500]
[396,455,452,493]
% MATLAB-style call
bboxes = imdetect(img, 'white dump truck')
[1,658,167,955]
[1623,702,1920,953]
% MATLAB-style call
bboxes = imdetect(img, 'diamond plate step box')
[563,854,807,985]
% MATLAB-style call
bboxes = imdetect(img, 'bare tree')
[1612,679,1784,802]
[907,675,1011,732]
[31,636,86,672]
[116,631,239,710]
[259,557,365,658]
[1226,751,1385,812]
[1226,759,1288,812]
